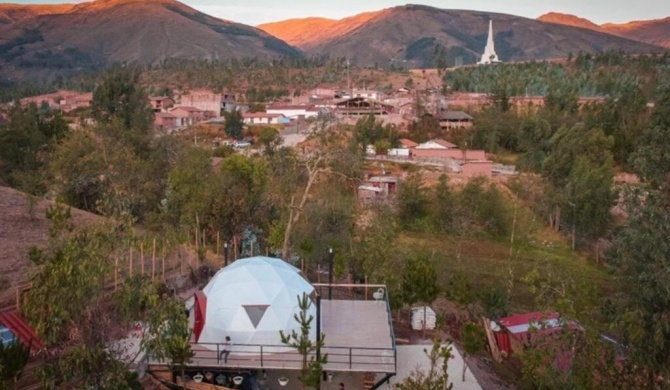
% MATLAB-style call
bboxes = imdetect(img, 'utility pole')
[347,58,351,95]
[315,294,322,390]
[328,248,334,300]
[224,242,229,266]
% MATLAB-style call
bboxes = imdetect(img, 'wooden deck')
[321,299,395,372]
[150,299,396,373]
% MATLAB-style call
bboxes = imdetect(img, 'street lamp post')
[328,247,334,300]
[224,242,229,266]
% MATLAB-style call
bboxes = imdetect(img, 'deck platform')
[150,298,395,373]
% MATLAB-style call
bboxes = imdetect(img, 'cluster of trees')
[143,56,392,96]
[352,113,446,153]
[0,102,68,194]
[445,74,658,249]
[21,204,191,389]
[398,174,512,237]
[503,85,670,389]
[445,51,670,100]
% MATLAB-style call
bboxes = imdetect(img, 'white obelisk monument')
[478,20,501,65]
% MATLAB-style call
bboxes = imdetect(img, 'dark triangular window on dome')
[243,305,269,328]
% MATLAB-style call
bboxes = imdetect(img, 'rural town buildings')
[242,112,290,125]
[148,96,175,112]
[14,90,93,112]
[179,89,237,117]
[169,106,206,126]
[266,104,322,119]
[438,110,474,129]
[379,137,492,177]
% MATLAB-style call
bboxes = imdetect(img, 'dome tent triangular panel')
[198,256,316,350]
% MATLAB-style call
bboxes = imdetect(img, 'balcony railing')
[147,342,396,373]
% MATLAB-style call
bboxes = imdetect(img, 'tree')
[280,140,360,260]
[460,324,485,381]
[408,114,442,144]
[258,127,282,155]
[92,68,154,133]
[489,81,512,112]
[631,83,670,188]
[397,173,428,230]
[0,340,30,390]
[23,204,145,389]
[209,154,269,255]
[354,207,399,281]
[0,103,68,194]
[223,109,244,140]
[48,125,166,219]
[353,115,398,150]
[164,147,214,228]
[280,293,327,389]
[608,188,670,387]
[396,340,454,390]
[402,255,440,338]
[430,175,455,233]
[142,293,193,386]
[542,124,614,245]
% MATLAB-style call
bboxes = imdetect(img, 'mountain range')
[0,0,668,80]
[0,0,299,80]
[0,2,74,24]
[259,5,663,68]
[538,12,670,49]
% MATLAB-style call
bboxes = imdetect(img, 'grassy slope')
[399,231,610,314]
[392,172,611,316]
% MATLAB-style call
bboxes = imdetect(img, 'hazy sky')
[11,0,670,26]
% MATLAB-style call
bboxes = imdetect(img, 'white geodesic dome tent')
[196,256,316,350]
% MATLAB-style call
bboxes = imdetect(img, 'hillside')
[293,5,663,67]
[537,12,670,49]
[0,3,74,25]
[258,11,386,51]
[0,186,101,307]
[537,12,604,32]
[602,17,670,49]
[0,0,300,81]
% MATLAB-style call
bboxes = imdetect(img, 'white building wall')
[388,148,411,157]
[267,108,318,119]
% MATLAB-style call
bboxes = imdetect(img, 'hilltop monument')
[478,20,501,65]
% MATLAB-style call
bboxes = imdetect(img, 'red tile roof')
[0,310,44,351]
[433,139,457,149]
[400,138,418,148]
[171,106,203,112]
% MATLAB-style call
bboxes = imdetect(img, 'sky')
[10,0,670,26]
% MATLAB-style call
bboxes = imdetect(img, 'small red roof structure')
[433,139,457,149]
[494,311,563,356]
[400,138,418,148]
[498,311,561,341]
[171,106,203,113]
[0,310,44,351]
